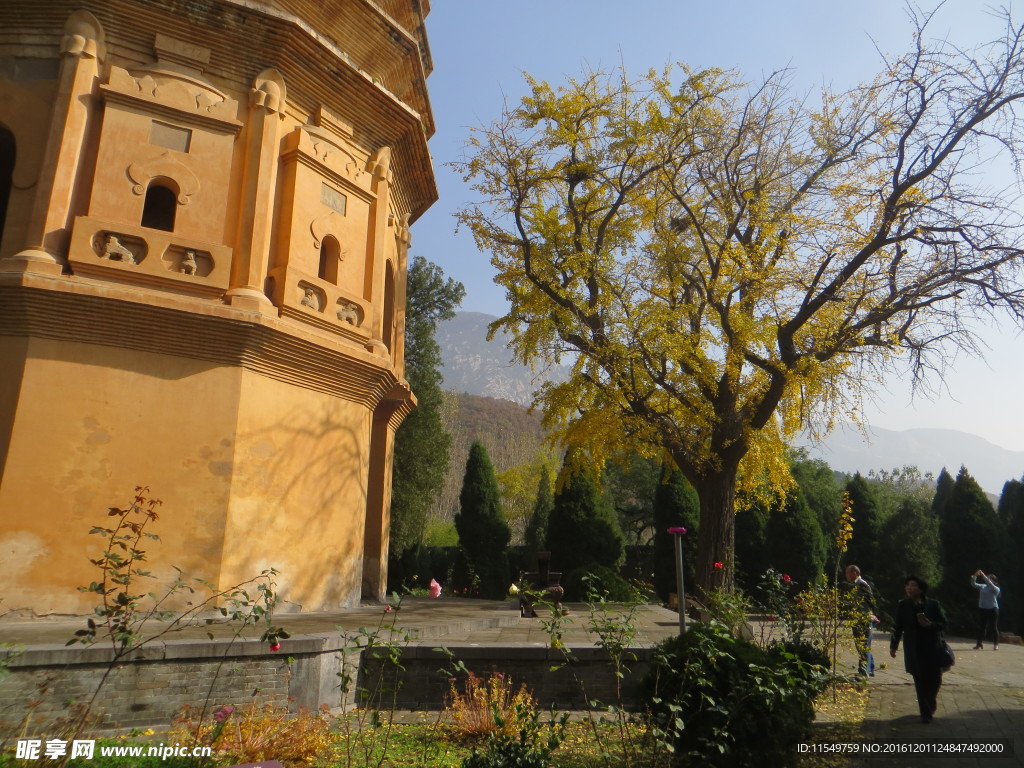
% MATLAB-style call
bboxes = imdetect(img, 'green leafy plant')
[643,621,829,767]
[60,488,288,756]
[460,702,568,768]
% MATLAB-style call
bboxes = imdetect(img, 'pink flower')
[782,574,792,583]
[213,706,234,723]
[713,562,723,570]
[385,604,393,612]
[269,642,281,652]
[667,526,687,535]
[428,579,442,598]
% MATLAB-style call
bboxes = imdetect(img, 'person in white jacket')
[970,570,1001,650]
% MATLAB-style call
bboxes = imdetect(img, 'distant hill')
[435,392,551,524]
[436,312,567,407]
[797,425,1024,495]
[436,312,1024,495]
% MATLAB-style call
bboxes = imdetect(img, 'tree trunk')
[693,468,738,597]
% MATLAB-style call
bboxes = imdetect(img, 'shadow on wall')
[230,399,368,610]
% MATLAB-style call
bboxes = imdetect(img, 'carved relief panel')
[268,114,380,344]
[273,123,374,300]
[86,35,241,246]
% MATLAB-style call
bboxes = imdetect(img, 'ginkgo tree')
[455,8,1024,594]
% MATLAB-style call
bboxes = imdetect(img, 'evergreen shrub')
[561,564,635,602]
[642,622,829,767]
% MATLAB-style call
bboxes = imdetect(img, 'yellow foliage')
[456,38,1024,586]
[446,672,537,738]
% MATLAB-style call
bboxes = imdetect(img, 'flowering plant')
[428,578,442,598]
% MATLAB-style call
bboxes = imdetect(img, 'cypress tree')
[524,462,554,559]
[932,467,955,517]
[546,451,624,575]
[388,257,464,589]
[844,473,881,577]
[875,496,942,614]
[939,467,1006,632]
[764,488,826,588]
[790,452,843,538]
[997,477,1024,635]
[652,464,700,602]
[455,441,511,598]
[735,502,770,592]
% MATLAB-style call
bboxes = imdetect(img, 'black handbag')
[940,640,955,670]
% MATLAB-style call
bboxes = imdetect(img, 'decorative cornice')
[0,282,404,410]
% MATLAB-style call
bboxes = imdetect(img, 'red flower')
[782,574,792,583]
[269,642,281,652]
[385,604,393,612]
[713,562,723,570]
[768,615,776,622]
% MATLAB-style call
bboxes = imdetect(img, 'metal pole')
[674,532,687,635]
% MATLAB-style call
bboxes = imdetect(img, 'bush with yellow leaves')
[170,700,331,767]
[446,671,536,738]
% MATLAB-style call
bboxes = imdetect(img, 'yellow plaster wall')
[0,336,376,615]
[217,372,371,610]
[0,337,238,615]
[0,0,434,614]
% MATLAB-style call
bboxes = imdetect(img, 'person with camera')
[971,570,1001,650]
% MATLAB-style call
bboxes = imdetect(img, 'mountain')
[797,425,1024,495]
[436,312,567,406]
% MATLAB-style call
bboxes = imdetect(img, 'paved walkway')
[0,597,682,649]
[853,634,1024,767]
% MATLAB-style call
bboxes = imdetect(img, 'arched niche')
[141,179,178,232]
[318,234,341,284]
[0,125,14,252]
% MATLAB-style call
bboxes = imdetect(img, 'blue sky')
[412,1,1024,452]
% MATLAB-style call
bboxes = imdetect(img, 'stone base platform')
[0,599,683,732]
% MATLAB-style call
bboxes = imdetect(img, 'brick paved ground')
[852,635,1024,768]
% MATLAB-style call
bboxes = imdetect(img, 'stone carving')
[310,211,344,251]
[367,146,392,181]
[337,301,362,327]
[179,249,197,275]
[108,65,235,120]
[251,70,286,115]
[394,212,412,247]
[101,234,136,264]
[301,287,317,308]
[61,9,106,61]
[127,152,199,202]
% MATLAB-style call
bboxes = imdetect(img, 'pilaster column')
[6,10,104,275]
[364,146,392,350]
[391,216,412,375]
[362,381,414,601]
[225,69,285,313]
